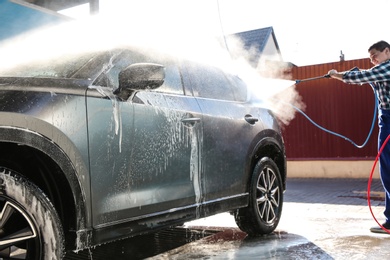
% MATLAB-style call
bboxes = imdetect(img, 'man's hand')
[327,69,344,81]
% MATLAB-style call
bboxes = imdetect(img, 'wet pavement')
[65,178,390,260]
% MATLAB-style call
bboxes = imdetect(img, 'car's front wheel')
[0,167,65,259]
[235,157,283,236]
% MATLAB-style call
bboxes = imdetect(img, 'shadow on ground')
[284,178,385,206]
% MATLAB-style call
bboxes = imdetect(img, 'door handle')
[181,117,201,126]
[244,114,258,125]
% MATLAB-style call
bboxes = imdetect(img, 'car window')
[154,64,183,95]
[183,63,243,102]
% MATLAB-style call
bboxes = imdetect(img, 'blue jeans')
[378,109,390,222]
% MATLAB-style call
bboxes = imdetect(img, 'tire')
[235,157,283,236]
[0,167,65,259]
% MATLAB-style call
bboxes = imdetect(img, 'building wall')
[284,59,380,178]
[262,36,282,61]
[285,58,377,159]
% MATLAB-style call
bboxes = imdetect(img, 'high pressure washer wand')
[295,74,330,84]
[295,67,359,84]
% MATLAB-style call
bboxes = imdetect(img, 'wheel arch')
[0,127,91,250]
[246,129,287,191]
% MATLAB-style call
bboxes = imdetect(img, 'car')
[0,45,286,259]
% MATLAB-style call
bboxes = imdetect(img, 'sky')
[59,0,390,67]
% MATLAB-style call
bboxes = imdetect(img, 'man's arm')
[328,69,344,81]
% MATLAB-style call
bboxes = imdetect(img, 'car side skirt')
[90,193,249,246]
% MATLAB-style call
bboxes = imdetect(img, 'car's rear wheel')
[235,157,283,236]
[0,167,64,259]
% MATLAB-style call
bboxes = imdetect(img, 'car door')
[128,87,203,217]
[87,54,203,227]
[182,62,262,202]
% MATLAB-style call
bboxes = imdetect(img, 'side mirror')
[114,63,165,100]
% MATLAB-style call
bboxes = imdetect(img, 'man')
[328,40,390,234]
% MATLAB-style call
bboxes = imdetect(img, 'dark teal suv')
[0,46,286,259]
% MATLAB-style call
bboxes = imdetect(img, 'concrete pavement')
[159,178,389,259]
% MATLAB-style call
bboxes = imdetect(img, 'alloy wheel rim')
[0,198,39,259]
[256,166,280,224]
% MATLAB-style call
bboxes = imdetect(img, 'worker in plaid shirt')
[329,40,390,234]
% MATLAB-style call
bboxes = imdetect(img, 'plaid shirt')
[342,60,390,109]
